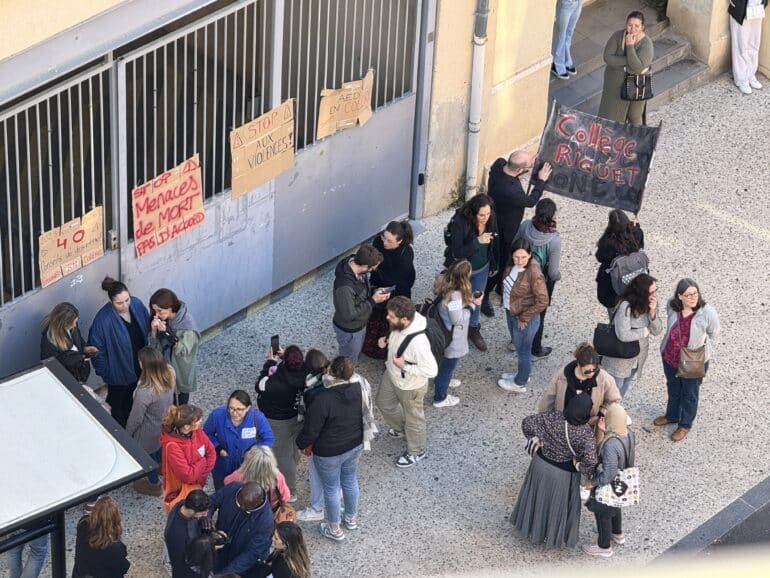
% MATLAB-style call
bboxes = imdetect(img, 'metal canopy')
[0,0,218,107]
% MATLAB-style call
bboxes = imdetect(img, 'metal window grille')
[283,0,418,150]
[0,67,111,305]
[123,0,272,238]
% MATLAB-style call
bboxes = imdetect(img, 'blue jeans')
[308,457,324,512]
[314,444,363,525]
[506,311,540,385]
[433,356,460,402]
[469,263,490,328]
[7,534,48,578]
[663,360,708,429]
[333,325,366,364]
[552,0,583,74]
[148,449,162,484]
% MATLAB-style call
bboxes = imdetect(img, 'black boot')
[481,298,494,317]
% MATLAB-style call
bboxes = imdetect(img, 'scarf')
[598,403,628,451]
[563,392,592,426]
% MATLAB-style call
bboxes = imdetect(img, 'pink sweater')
[223,469,291,506]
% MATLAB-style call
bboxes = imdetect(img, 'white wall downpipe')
[465,0,489,200]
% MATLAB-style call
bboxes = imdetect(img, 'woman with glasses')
[654,279,720,442]
[537,342,621,431]
[600,274,663,400]
[203,390,274,489]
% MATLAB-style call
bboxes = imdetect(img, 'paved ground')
[4,73,770,577]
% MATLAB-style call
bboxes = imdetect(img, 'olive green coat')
[598,30,654,124]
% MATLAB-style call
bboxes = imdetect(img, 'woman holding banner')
[598,11,654,125]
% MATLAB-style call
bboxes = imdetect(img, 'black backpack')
[442,211,459,266]
[396,301,452,364]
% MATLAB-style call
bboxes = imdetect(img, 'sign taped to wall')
[230,99,295,200]
[132,154,205,257]
[316,69,374,140]
[39,206,104,288]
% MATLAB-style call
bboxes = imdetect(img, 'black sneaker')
[481,300,495,317]
[531,346,552,359]
[566,65,577,75]
[395,451,427,468]
[551,64,569,80]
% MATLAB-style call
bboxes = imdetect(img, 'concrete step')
[550,30,695,112]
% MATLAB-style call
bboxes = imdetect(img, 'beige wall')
[668,0,731,73]
[759,11,770,76]
[0,0,122,60]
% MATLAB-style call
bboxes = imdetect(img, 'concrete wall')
[667,0,729,73]
[759,12,770,77]
[0,0,122,60]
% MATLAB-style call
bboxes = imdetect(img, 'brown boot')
[468,326,487,352]
[133,477,162,496]
[653,416,675,427]
[671,427,690,442]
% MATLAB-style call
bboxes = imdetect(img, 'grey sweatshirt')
[593,431,636,487]
[514,219,562,282]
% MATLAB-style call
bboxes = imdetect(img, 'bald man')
[482,151,552,316]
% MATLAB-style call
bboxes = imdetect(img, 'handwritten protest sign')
[316,69,374,140]
[229,100,295,199]
[534,102,661,213]
[39,206,104,287]
[132,155,205,257]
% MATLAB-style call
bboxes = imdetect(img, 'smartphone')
[270,334,280,353]
[473,290,483,299]
[380,286,397,294]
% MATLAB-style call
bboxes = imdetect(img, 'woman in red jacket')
[160,404,216,510]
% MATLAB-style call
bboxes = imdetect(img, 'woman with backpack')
[497,239,549,393]
[444,194,500,352]
[514,198,561,359]
[431,259,483,408]
[595,209,645,316]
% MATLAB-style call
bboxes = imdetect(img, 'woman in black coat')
[40,302,97,382]
[72,497,130,578]
[595,209,644,315]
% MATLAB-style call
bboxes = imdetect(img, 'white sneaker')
[750,77,763,89]
[433,394,460,408]
[448,379,461,389]
[626,414,633,426]
[296,508,325,522]
[498,379,527,393]
[507,341,516,352]
[737,82,752,94]
[501,372,516,381]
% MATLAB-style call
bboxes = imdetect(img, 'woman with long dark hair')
[444,194,500,351]
[40,302,97,383]
[149,288,200,405]
[258,522,311,578]
[72,496,130,577]
[654,279,720,442]
[88,276,151,427]
[595,209,645,314]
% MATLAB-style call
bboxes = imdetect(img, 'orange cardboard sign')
[38,206,104,287]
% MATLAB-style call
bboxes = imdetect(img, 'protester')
[295,349,330,522]
[256,345,306,500]
[551,0,584,79]
[88,276,150,427]
[161,405,217,510]
[364,220,416,359]
[484,152,552,315]
[40,302,97,382]
[595,209,645,315]
[598,11,654,125]
[583,404,636,558]
[125,346,175,496]
[224,445,291,508]
[72,496,130,578]
[600,274,662,398]
[257,522,311,578]
[729,0,767,94]
[296,357,375,540]
[497,239,549,393]
[375,297,438,467]
[654,279,720,441]
[511,394,598,548]
[204,390,274,490]
[444,194,500,351]
[148,288,200,406]
[432,260,482,408]
[514,198,561,359]
[537,342,621,430]
[208,481,274,575]
[164,490,211,578]
[332,244,389,363]
[4,532,47,578]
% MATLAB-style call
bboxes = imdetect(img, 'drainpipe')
[465,0,489,200]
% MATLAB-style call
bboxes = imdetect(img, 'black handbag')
[621,68,653,101]
[593,322,640,359]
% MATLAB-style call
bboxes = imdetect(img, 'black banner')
[532,102,661,214]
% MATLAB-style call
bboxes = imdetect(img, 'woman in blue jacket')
[204,389,274,489]
[88,276,150,427]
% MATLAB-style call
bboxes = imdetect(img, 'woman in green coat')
[598,11,654,125]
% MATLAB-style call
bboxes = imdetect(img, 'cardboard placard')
[316,69,374,140]
[533,102,661,214]
[132,154,205,257]
[229,99,295,200]
[38,206,104,288]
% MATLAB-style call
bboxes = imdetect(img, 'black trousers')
[106,382,137,428]
[532,279,556,353]
[594,506,622,548]
[175,391,190,406]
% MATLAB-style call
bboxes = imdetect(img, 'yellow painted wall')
[668,0,731,73]
[0,0,122,60]
[757,10,770,76]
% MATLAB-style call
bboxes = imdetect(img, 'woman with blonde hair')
[431,259,482,408]
[126,346,176,496]
[72,496,130,577]
[40,302,97,382]
[224,444,291,507]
